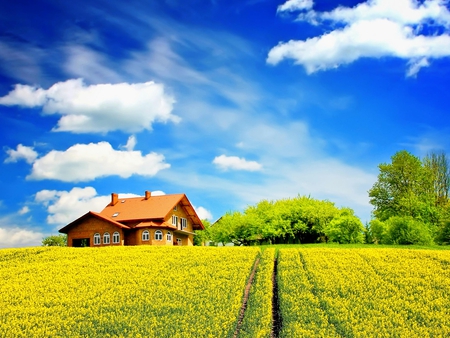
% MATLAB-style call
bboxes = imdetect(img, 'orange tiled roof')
[99,193,204,230]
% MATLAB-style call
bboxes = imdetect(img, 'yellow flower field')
[278,248,450,338]
[0,246,259,338]
[2,245,450,337]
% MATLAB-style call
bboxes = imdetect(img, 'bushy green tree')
[42,234,67,247]
[367,219,389,244]
[369,150,436,223]
[385,216,433,245]
[210,195,353,245]
[324,208,365,244]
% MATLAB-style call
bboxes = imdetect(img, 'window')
[181,218,187,229]
[172,215,178,226]
[94,233,101,245]
[173,205,177,211]
[113,231,120,244]
[142,230,149,241]
[177,238,182,246]
[155,230,163,241]
[167,231,172,242]
[103,232,110,245]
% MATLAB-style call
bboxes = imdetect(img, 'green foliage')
[367,219,389,244]
[42,234,67,247]
[385,216,434,246]
[436,220,450,245]
[369,150,450,245]
[369,150,436,223]
[324,208,365,244]
[193,219,212,246]
[210,195,355,246]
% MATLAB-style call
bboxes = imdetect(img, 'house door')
[72,238,90,247]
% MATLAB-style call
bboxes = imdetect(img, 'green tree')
[42,234,67,247]
[385,216,433,245]
[369,150,436,223]
[423,151,450,207]
[367,219,389,244]
[324,208,365,244]
[193,219,212,246]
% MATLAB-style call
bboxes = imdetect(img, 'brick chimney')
[111,193,119,206]
[145,190,152,200]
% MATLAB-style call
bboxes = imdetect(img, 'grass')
[256,242,450,253]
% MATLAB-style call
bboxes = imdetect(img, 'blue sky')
[1,0,450,248]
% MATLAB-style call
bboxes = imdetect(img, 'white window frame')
[155,230,163,241]
[142,230,150,241]
[103,232,110,245]
[181,218,187,229]
[113,231,120,244]
[167,231,172,242]
[94,233,101,245]
[172,215,178,226]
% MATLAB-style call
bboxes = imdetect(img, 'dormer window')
[112,212,119,217]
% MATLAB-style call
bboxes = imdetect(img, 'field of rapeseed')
[278,248,450,338]
[2,245,450,337]
[0,246,259,338]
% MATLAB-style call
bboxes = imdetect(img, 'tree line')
[195,150,450,246]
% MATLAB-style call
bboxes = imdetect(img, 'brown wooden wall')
[67,218,125,247]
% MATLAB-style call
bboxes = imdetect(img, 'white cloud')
[213,154,262,171]
[407,57,430,77]
[0,78,179,133]
[151,190,166,196]
[277,0,313,12]
[18,206,30,215]
[35,187,153,226]
[123,135,137,151]
[269,0,450,75]
[194,206,213,221]
[4,144,38,164]
[26,141,170,182]
[36,187,109,225]
[0,224,43,248]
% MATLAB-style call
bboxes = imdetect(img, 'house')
[59,191,204,247]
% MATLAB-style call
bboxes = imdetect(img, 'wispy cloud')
[213,154,263,171]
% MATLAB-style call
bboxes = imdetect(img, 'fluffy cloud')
[0,224,43,248]
[194,206,213,221]
[269,0,450,75]
[0,78,179,133]
[35,187,139,225]
[25,141,170,182]
[4,144,38,164]
[213,155,262,171]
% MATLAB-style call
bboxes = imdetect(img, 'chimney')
[111,193,119,206]
[145,191,152,200]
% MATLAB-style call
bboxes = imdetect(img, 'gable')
[59,211,130,234]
